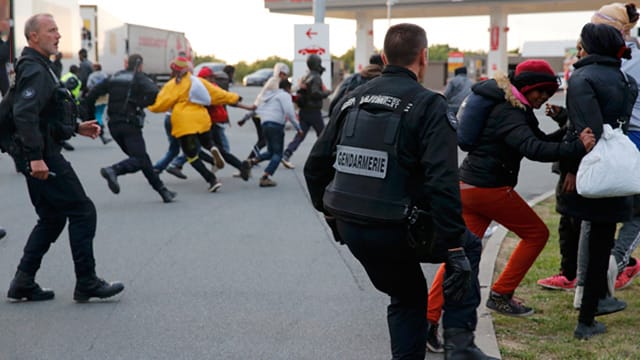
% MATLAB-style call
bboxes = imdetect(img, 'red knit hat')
[512,59,559,95]
[170,56,190,72]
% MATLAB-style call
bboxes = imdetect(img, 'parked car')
[193,62,226,76]
[243,68,273,86]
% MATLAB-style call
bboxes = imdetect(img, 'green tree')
[335,47,355,73]
[192,54,225,66]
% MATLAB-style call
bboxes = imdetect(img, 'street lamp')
[387,0,398,28]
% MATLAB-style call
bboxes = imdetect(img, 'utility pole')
[387,0,398,28]
[313,0,326,23]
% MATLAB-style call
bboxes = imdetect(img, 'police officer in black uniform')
[7,13,124,302]
[83,54,176,203]
[304,23,495,360]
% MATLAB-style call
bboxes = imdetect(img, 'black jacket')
[459,73,585,188]
[328,63,383,115]
[556,54,638,222]
[0,38,10,95]
[304,65,466,251]
[82,70,158,124]
[13,47,66,161]
[297,66,331,111]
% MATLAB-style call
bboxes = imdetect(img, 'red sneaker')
[615,258,640,290]
[537,273,577,290]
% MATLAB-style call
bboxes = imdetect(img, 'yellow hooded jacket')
[148,73,239,138]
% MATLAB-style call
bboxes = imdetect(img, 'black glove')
[443,248,471,302]
[324,215,344,245]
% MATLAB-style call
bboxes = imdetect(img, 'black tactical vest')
[323,89,417,224]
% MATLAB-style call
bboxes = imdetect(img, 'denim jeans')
[153,113,180,171]
[257,121,285,176]
[215,124,230,153]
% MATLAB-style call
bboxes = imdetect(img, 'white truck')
[80,5,192,82]
[5,0,82,70]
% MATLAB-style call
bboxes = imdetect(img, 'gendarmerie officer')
[7,13,124,302]
[304,23,495,359]
[83,54,176,203]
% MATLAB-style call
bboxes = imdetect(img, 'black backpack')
[0,55,77,158]
[0,85,19,155]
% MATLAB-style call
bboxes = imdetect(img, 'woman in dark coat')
[561,22,638,340]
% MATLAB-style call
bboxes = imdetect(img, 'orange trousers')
[427,184,549,323]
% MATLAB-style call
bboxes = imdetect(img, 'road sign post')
[294,23,331,90]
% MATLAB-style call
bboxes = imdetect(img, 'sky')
[78,0,596,64]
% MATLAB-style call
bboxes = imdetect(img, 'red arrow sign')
[305,28,318,39]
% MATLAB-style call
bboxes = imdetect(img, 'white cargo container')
[6,0,81,71]
[80,4,191,82]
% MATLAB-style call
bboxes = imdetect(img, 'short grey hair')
[24,13,53,41]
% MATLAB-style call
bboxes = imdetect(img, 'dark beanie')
[369,54,384,67]
[455,66,467,76]
[512,59,559,95]
[580,22,631,60]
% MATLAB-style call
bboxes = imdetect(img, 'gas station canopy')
[265,0,605,19]
[264,0,605,76]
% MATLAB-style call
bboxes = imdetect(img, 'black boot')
[100,167,120,194]
[157,187,176,203]
[443,328,498,360]
[73,276,124,302]
[7,270,55,302]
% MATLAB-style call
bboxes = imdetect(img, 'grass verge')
[492,197,640,360]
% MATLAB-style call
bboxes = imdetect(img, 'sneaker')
[595,296,626,316]
[232,172,242,178]
[208,180,222,193]
[426,322,444,353]
[158,187,176,203]
[486,291,534,317]
[537,273,577,290]
[574,320,606,340]
[615,258,640,290]
[281,158,295,169]
[74,277,124,302]
[259,177,277,187]
[240,160,252,181]
[100,167,120,194]
[166,166,187,180]
[210,147,225,169]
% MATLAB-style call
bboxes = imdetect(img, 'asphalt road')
[0,85,564,360]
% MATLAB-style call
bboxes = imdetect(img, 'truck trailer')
[80,4,192,82]
[3,0,81,72]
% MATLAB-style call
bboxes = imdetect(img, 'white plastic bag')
[188,75,211,105]
[576,124,640,198]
